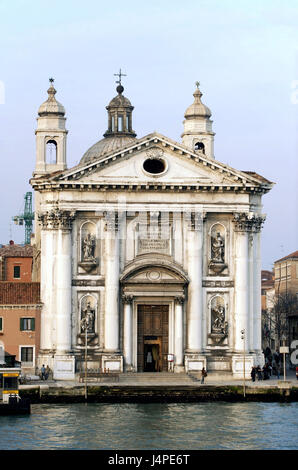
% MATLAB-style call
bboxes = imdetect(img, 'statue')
[211,305,226,334]
[81,301,95,333]
[82,233,96,260]
[211,232,225,263]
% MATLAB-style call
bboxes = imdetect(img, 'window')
[194,142,205,153]
[20,318,35,331]
[20,347,34,364]
[13,266,20,279]
[118,115,123,131]
[46,140,57,164]
[143,158,166,175]
[0,317,2,332]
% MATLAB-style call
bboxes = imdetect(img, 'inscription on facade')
[138,238,169,254]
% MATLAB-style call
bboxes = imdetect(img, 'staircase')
[119,372,197,386]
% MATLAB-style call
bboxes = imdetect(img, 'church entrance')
[137,305,169,372]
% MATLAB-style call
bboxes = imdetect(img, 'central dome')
[80,83,137,164]
[80,135,137,164]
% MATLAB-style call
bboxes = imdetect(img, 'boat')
[0,353,31,415]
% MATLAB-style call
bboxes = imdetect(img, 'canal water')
[0,402,297,450]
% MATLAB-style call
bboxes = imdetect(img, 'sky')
[0,0,297,269]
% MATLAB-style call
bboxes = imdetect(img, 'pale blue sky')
[0,0,297,269]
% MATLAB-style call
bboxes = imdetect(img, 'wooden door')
[137,305,169,371]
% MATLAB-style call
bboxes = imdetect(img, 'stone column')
[253,217,265,353]
[174,296,184,371]
[186,212,204,353]
[55,211,75,354]
[104,213,120,352]
[233,214,250,352]
[123,295,133,370]
[39,220,54,352]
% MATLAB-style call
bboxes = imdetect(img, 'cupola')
[181,82,215,159]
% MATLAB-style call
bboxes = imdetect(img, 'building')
[274,250,298,346]
[0,241,33,282]
[0,243,41,374]
[30,78,273,379]
[261,270,275,352]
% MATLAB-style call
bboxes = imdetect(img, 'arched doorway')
[120,255,189,372]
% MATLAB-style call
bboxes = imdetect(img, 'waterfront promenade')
[18,370,298,403]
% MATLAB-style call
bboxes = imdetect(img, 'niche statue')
[211,305,228,335]
[81,301,95,333]
[82,233,96,261]
[211,232,225,263]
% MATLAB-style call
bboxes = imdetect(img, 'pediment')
[32,133,273,193]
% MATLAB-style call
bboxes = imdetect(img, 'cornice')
[30,133,273,195]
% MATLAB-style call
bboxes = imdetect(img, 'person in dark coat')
[251,366,256,382]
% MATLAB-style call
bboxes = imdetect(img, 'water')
[0,402,297,450]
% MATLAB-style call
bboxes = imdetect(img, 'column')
[233,214,250,352]
[186,212,204,352]
[123,295,133,370]
[39,223,54,351]
[253,228,263,352]
[174,296,184,368]
[104,213,120,352]
[55,214,74,353]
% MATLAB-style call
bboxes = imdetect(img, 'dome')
[184,87,211,119]
[38,81,65,116]
[80,135,137,164]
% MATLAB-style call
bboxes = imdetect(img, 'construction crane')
[12,192,34,245]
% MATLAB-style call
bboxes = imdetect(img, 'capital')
[233,212,266,233]
[38,209,76,230]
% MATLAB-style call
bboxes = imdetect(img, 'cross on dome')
[114,68,127,86]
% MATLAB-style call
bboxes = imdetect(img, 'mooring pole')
[241,329,246,398]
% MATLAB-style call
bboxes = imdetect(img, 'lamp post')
[80,316,89,401]
[241,329,246,398]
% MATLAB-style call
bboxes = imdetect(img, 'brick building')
[0,242,41,374]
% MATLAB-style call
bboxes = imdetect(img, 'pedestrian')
[45,365,50,380]
[256,365,262,381]
[41,364,46,381]
[251,366,256,382]
[201,367,207,384]
[276,365,280,380]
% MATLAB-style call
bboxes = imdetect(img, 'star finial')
[114,68,127,86]
[49,77,55,84]
[195,81,200,89]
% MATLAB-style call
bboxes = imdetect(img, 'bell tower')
[34,78,68,175]
[181,82,215,159]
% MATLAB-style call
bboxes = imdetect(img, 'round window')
[143,158,166,175]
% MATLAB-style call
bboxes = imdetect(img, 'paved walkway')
[20,370,297,389]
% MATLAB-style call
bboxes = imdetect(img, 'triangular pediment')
[31,132,273,193]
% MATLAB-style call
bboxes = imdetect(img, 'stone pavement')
[20,370,297,390]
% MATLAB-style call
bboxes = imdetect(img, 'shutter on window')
[31,318,35,331]
[20,318,24,331]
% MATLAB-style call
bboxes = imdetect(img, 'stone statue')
[211,305,226,334]
[81,301,95,333]
[211,232,225,263]
[82,233,96,260]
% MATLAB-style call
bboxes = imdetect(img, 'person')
[251,366,256,382]
[41,364,46,381]
[201,367,207,384]
[256,365,262,381]
[276,365,280,380]
[45,365,50,380]
[146,350,153,371]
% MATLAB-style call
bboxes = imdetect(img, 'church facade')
[30,78,273,379]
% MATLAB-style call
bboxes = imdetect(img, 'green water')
[0,402,297,450]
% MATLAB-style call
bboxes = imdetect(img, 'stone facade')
[30,79,273,378]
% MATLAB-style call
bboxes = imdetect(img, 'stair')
[119,372,197,385]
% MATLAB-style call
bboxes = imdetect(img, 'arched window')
[118,115,123,131]
[194,142,205,153]
[46,140,57,164]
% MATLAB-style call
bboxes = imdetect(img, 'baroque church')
[30,76,273,379]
